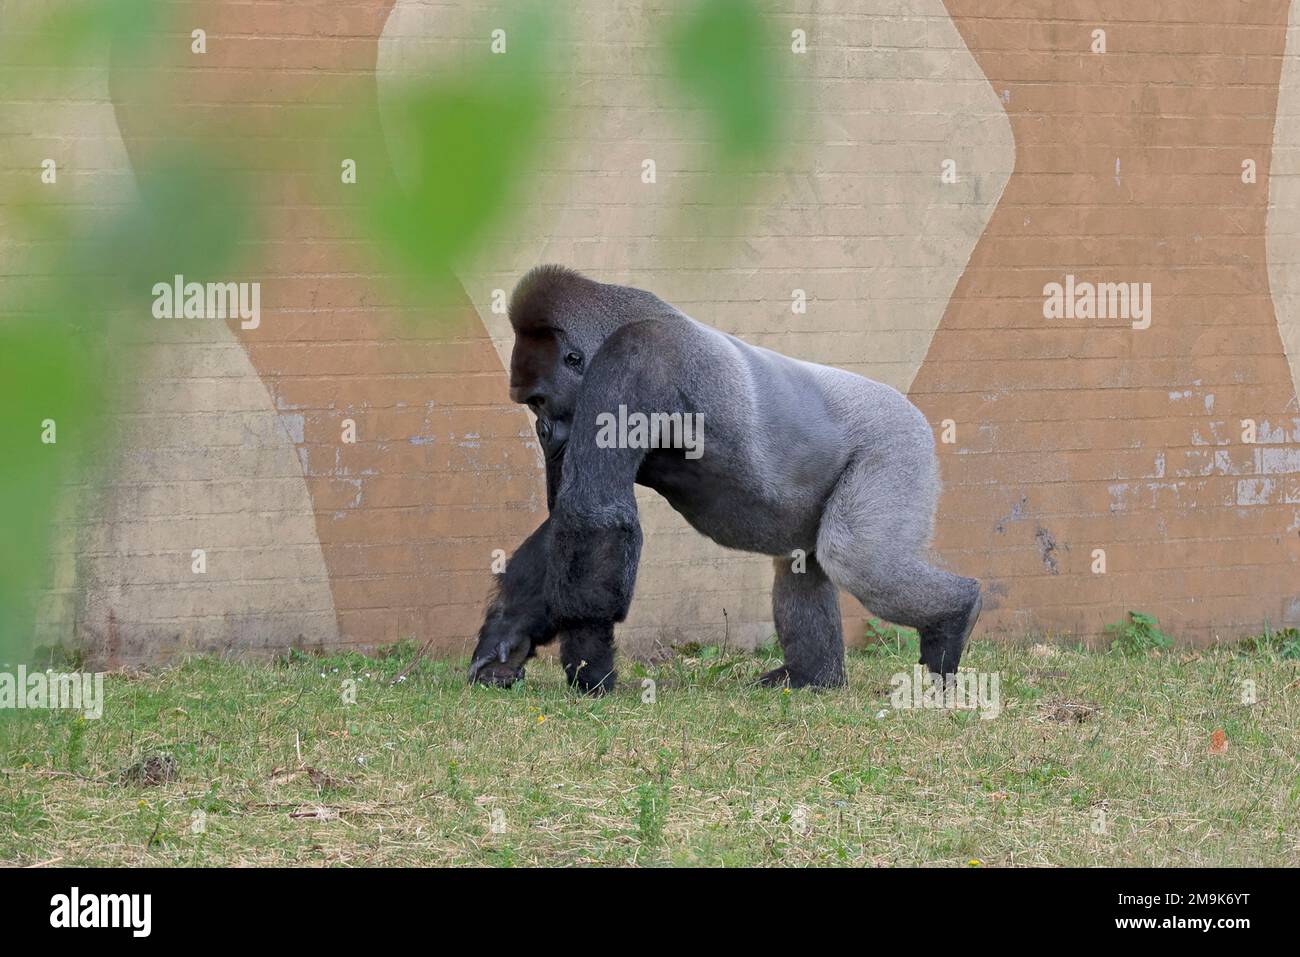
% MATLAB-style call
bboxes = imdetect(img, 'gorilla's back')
[631,315,871,553]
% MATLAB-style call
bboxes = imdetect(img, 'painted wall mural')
[17,0,1299,662]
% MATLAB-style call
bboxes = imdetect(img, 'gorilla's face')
[508,326,588,459]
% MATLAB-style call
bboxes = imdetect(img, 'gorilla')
[468,265,982,694]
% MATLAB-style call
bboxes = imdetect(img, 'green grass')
[1,635,1298,866]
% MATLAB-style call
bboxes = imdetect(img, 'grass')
[1,633,1298,866]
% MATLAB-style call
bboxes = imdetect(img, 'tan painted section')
[1267,0,1300,403]
[52,339,343,664]
[910,1,1300,644]
[379,0,1012,652]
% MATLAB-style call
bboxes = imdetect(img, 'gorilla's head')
[506,265,670,459]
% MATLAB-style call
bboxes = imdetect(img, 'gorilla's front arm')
[470,324,670,692]
[545,322,677,625]
[465,515,554,686]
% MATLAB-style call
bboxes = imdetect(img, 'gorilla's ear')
[509,264,591,332]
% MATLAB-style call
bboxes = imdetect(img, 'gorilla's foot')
[560,622,617,696]
[758,664,846,690]
[919,587,982,679]
[566,664,616,696]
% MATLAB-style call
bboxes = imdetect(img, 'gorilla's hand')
[536,415,567,511]
[535,414,569,458]
[466,518,557,687]
[467,607,532,687]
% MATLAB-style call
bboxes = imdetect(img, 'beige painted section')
[23,32,338,663]
[1268,0,1300,408]
[55,332,343,664]
[378,0,1013,651]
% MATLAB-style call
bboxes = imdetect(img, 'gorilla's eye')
[564,351,584,371]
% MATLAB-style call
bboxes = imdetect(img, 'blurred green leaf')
[666,0,785,161]
[359,2,556,302]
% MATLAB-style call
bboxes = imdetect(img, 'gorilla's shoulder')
[586,314,708,394]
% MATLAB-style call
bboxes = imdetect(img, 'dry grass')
[1,635,1298,866]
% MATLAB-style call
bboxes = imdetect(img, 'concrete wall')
[6,0,1299,663]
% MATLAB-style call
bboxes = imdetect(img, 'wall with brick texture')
[8,0,1300,664]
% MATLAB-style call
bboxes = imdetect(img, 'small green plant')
[778,685,793,719]
[670,642,741,686]
[635,752,672,846]
[64,716,86,771]
[859,619,919,659]
[1105,611,1173,656]
[1238,625,1300,660]
[636,781,664,845]
[445,759,461,799]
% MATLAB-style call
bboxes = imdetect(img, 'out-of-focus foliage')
[361,3,556,300]
[1,1,244,661]
[1,157,248,663]
[0,0,161,75]
[660,0,793,244]
[666,0,787,162]
[0,0,789,665]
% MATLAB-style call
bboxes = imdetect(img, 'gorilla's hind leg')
[816,450,982,681]
[819,547,980,682]
[760,554,846,689]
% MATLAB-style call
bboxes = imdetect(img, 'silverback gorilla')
[468,266,982,694]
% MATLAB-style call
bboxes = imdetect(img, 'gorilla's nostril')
[527,395,545,410]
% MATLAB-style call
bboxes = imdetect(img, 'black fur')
[761,554,845,689]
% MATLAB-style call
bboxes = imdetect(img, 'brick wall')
[7,0,1299,663]
[912,0,1300,643]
